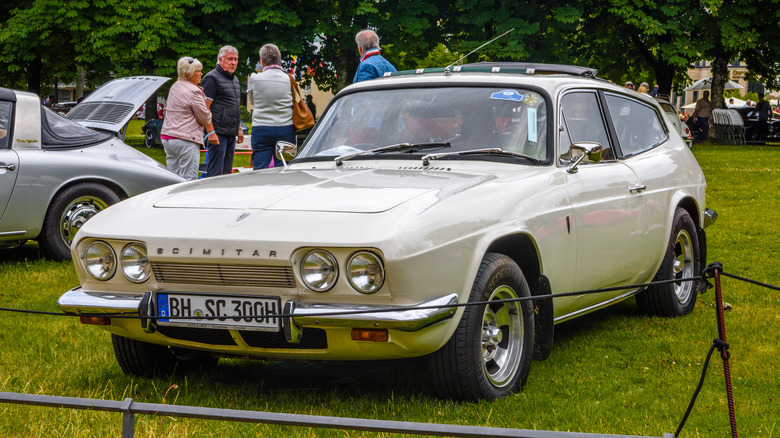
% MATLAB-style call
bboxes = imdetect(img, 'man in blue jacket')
[353,30,396,83]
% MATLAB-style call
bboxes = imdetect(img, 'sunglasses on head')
[188,57,194,64]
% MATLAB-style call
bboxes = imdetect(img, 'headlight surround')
[121,243,151,283]
[84,241,116,281]
[301,249,338,292]
[346,251,385,294]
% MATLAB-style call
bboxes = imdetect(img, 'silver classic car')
[59,63,715,401]
[0,77,184,260]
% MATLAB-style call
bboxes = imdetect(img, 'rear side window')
[41,107,111,149]
[605,94,668,156]
[0,101,12,149]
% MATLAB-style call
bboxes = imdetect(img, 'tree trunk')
[26,57,43,96]
[710,57,729,110]
[75,67,86,100]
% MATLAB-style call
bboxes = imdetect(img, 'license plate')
[156,293,280,331]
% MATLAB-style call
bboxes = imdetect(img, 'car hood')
[66,76,170,134]
[153,165,501,213]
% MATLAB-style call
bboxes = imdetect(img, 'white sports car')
[59,63,716,401]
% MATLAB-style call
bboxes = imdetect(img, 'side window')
[559,91,613,161]
[0,101,12,149]
[605,94,668,156]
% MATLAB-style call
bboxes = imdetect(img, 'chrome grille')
[151,262,296,288]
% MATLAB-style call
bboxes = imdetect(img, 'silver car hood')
[153,166,498,213]
[66,76,170,134]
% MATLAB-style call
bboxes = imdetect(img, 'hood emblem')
[236,212,251,222]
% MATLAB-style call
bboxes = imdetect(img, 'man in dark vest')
[202,45,244,176]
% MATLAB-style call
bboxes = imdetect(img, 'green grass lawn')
[0,144,777,437]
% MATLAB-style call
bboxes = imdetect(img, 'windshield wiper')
[422,148,542,166]
[335,142,451,166]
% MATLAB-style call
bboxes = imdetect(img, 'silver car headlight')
[346,251,385,294]
[121,243,151,283]
[301,249,338,292]
[84,241,116,281]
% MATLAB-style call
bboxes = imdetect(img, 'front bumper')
[58,288,459,342]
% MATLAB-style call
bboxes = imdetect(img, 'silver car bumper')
[58,287,459,339]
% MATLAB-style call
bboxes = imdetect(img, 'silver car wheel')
[59,196,110,246]
[481,285,523,387]
[673,228,694,304]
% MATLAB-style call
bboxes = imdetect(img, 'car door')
[0,100,19,224]
[558,90,656,313]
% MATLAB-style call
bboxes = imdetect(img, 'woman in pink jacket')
[161,57,214,180]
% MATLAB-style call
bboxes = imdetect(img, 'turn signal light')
[351,328,388,342]
[79,316,111,326]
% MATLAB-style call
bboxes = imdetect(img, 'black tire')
[428,253,534,401]
[38,183,121,260]
[144,129,155,148]
[112,334,218,377]
[636,208,700,316]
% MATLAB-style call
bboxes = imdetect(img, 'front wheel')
[429,253,534,401]
[38,183,121,260]
[636,208,700,316]
[112,334,217,377]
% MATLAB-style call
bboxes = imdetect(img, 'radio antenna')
[445,28,516,72]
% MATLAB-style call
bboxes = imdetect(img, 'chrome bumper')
[58,287,459,337]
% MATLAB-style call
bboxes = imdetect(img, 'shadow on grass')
[0,241,47,263]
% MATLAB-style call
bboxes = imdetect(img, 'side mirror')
[275,141,298,167]
[567,142,603,174]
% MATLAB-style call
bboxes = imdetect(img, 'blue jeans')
[205,133,236,177]
[251,125,296,170]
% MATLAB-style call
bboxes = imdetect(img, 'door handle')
[0,163,15,171]
[629,184,646,193]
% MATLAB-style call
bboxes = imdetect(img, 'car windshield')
[41,106,112,148]
[299,86,549,162]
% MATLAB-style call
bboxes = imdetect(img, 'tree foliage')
[1,0,779,102]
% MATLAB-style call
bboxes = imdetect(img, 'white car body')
[59,63,714,400]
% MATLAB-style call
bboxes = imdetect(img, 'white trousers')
[162,138,200,181]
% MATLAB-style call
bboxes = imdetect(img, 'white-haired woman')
[160,57,214,180]
[247,43,297,169]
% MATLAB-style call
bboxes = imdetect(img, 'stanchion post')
[121,397,135,438]
[712,268,738,438]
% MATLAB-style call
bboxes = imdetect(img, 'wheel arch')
[485,233,553,361]
[50,178,129,204]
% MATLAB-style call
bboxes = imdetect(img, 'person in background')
[637,84,649,94]
[353,29,396,83]
[306,95,317,120]
[692,90,711,143]
[756,92,772,143]
[247,43,296,169]
[649,84,659,97]
[202,45,244,177]
[160,57,213,181]
[624,81,634,90]
[43,94,55,107]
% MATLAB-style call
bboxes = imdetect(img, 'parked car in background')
[656,97,693,147]
[0,77,185,260]
[50,101,79,115]
[142,118,249,148]
[59,63,716,401]
[732,106,780,143]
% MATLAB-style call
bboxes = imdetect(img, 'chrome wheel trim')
[59,196,109,247]
[672,228,694,304]
[481,285,523,387]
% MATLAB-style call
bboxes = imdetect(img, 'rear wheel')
[429,253,534,401]
[38,183,120,260]
[112,334,217,377]
[636,208,700,316]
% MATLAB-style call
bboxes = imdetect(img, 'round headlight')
[346,251,385,294]
[84,241,116,281]
[301,250,338,292]
[121,243,151,283]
